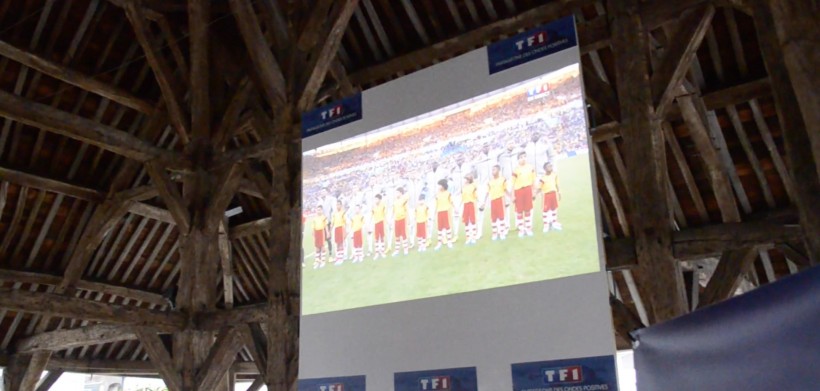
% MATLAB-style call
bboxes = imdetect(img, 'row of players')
[309,153,562,268]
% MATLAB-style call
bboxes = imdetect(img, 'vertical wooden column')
[608,0,687,323]
[752,0,820,265]
[3,351,51,391]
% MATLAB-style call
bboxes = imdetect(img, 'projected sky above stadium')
[301,64,599,315]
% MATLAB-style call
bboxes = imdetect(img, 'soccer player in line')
[538,161,562,232]
[434,179,454,250]
[462,174,479,245]
[350,205,366,263]
[512,151,536,237]
[311,206,329,269]
[484,165,510,240]
[371,194,388,259]
[415,194,429,252]
[331,200,347,265]
[392,187,410,256]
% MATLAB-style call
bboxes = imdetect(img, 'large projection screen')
[300,18,616,390]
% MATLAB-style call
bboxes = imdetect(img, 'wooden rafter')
[16,324,139,354]
[0,89,180,164]
[135,328,183,391]
[145,162,191,232]
[125,2,191,145]
[0,289,186,331]
[650,5,715,116]
[0,39,155,114]
[297,0,361,112]
[228,0,287,110]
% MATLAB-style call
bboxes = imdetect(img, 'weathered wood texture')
[609,0,687,323]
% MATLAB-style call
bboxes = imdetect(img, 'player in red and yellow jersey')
[512,151,535,237]
[435,179,454,250]
[371,194,387,259]
[538,161,562,232]
[311,206,329,269]
[350,205,366,263]
[485,165,510,240]
[331,200,347,265]
[415,194,429,252]
[462,175,479,245]
[392,187,410,256]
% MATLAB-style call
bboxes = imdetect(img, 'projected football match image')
[301,64,600,315]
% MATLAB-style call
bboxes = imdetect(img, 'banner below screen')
[394,367,478,391]
[512,355,618,391]
[298,375,366,391]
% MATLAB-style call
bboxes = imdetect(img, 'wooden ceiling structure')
[0,0,817,390]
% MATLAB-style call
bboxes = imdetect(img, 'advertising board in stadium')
[299,16,617,390]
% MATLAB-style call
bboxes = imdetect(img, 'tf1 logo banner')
[511,355,619,391]
[301,92,363,138]
[298,375,365,391]
[394,367,477,391]
[486,15,577,75]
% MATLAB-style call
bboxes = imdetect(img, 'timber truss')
[0,0,817,390]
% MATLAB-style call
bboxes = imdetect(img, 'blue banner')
[487,16,577,75]
[511,355,618,391]
[301,93,363,138]
[298,375,366,391]
[394,367,477,391]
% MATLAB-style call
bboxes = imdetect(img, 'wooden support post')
[699,247,759,308]
[764,0,820,176]
[34,370,63,391]
[3,352,51,391]
[752,0,820,265]
[609,0,688,323]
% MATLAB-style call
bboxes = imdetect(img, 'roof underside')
[0,0,813,377]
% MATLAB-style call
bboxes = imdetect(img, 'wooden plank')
[17,324,138,353]
[204,164,243,233]
[228,0,287,110]
[34,369,62,391]
[609,0,687,323]
[752,0,820,265]
[0,268,166,307]
[609,295,644,340]
[297,0,361,112]
[242,323,268,378]
[219,222,235,309]
[195,304,271,331]
[0,289,186,331]
[765,0,820,176]
[0,89,179,164]
[698,247,758,308]
[231,217,272,239]
[4,352,52,391]
[677,95,741,223]
[246,377,265,391]
[650,5,715,117]
[582,65,620,122]
[189,0,210,141]
[145,162,191,232]
[0,165,103,201]
[135,328,183,391]
[125,3,190,145]
[725,105,776,207]
[0,39,154,114]
[662,122,709,222]
[195,327,245,391]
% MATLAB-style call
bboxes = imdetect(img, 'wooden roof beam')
[0,166,102,202]
[609,0,687,323]
[0,39,155,114]
[229,0,287,110]
[0,289,187,331]
[0,89,181,165]
[0,268,168,307]
[753,0,820,265]
[650,5,715,117]
[135,328,183,391]
[16,324,139,354]
[125,3,191,145]
[3,352,51,391]
[297,0,361,112]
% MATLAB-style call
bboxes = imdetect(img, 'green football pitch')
[301,155,602,315]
